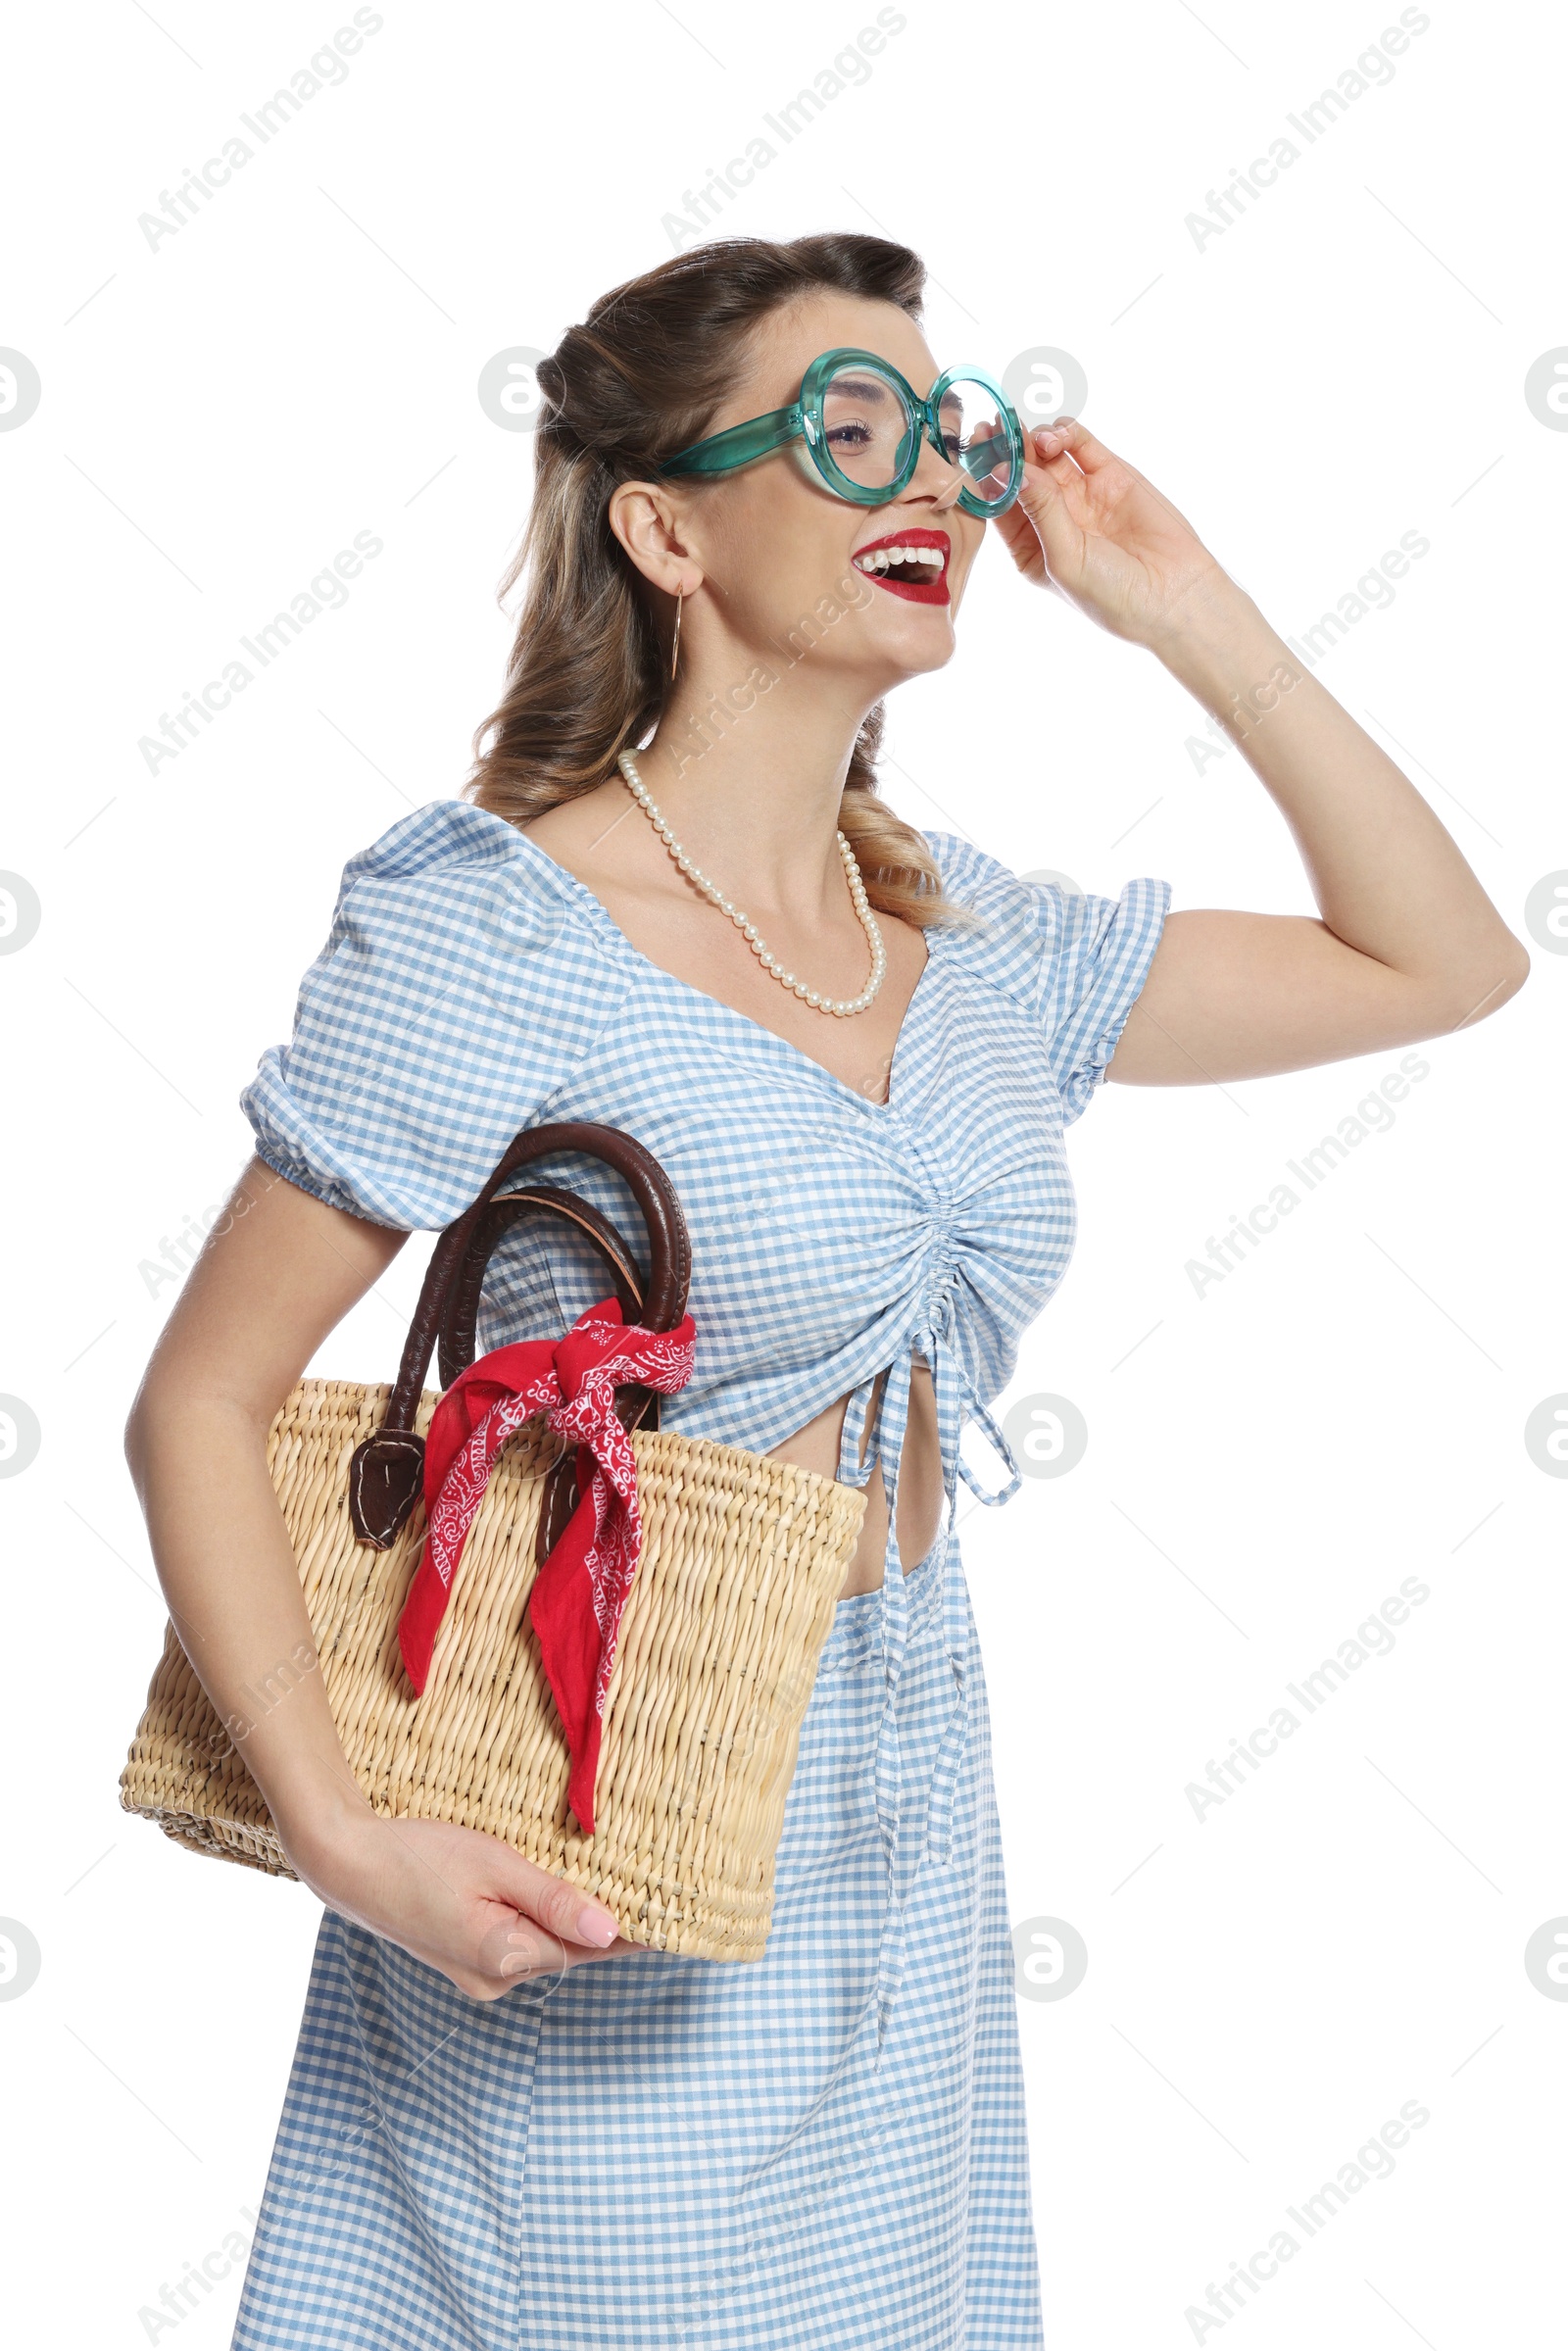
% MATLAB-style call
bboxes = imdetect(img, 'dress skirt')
[229,1529,1046,2350]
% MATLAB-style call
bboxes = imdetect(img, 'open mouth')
[852,528,951,606]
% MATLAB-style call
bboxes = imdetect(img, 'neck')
[629,654,881,919]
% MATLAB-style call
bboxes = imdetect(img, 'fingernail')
[580,1908,618,1947]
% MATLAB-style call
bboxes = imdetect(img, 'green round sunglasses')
[657,347,1025,517]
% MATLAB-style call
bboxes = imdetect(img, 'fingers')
[1027,421,1073,470]
[1016,427,1091,512]
[503,1928,638,1980]
[1008,438,1088,570]
[485,1839,621,1950]
[1030,417,1180,521]
[469,1917,639,1998]
[1029,416,1115,472]
[342,1816,634,1999]
[475,1914,565,1984]
[986,503,1068,599]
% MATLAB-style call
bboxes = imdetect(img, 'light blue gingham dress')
[230,799,1169,2351]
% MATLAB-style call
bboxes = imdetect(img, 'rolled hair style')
[466,233,976,927]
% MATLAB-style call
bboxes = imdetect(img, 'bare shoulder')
[518,780,640,880]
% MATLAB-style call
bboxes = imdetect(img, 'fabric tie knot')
[394,1297,697,1833]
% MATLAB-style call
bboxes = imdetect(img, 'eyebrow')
[825,372,895,404]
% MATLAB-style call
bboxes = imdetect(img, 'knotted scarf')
[395,1298,697,1833]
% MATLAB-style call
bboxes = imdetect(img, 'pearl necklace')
[615,750,887,1018]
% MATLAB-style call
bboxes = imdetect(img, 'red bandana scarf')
[395,1298,697,1833]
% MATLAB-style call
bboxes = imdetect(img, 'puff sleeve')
[926,833,1170,1125]
[239,801,630,1229]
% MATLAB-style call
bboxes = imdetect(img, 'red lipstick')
[852,526,951,606]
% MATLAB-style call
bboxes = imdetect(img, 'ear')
[607,480,704,601]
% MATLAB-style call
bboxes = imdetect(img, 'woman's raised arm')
[995,416,1530,1086]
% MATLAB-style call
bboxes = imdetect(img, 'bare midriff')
[764,1351,945,1599]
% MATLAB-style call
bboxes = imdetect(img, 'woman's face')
[649,291,989,699]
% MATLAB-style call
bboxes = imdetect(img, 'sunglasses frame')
[657,346,1025,517]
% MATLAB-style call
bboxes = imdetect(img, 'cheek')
[947,527,987,607]
[712,496,866,633]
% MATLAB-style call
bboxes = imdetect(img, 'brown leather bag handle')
[348,1121,691,1548]
[436,1183,662,1567]
[439,1194,672,1560]
[435,1185,647,1391]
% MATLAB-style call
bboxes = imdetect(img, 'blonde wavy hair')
[466,232,977,929]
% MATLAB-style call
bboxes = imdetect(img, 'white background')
[3,1,1565,2343]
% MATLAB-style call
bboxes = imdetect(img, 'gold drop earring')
[670,585,683,683]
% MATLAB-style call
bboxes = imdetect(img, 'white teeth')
[857,543,945,573]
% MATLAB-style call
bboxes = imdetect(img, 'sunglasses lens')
[818,362,916,492]
[937,375,1017,508]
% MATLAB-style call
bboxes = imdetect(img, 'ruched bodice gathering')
[243,798,1166,1557]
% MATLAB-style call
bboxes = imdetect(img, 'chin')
[873,609,958,679]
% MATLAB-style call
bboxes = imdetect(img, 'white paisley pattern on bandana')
[405,1304,698,1760]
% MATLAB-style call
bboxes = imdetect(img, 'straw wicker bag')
[119,1122,867,1962]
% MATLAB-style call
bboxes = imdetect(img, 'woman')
[125,234,1526,2350]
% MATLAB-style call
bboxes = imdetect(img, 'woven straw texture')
[119,1377,867,1962]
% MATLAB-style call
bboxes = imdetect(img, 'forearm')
[118,1164,629,1989]
[126,1392,374,1874]
[1152,574,1525,1021]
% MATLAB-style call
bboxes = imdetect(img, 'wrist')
[1145,566,1261,664]
[272,1775,383,1888]
[1149,576,1299,711]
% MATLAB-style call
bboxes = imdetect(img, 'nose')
[906,420,966,510]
